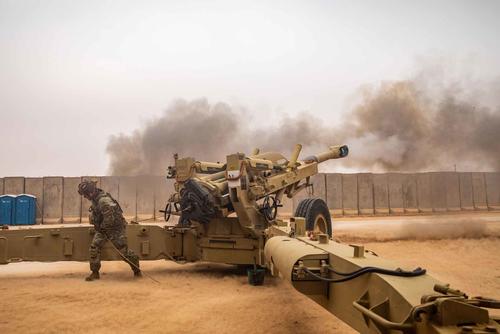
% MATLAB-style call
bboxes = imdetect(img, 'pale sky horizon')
[1,0,499,176]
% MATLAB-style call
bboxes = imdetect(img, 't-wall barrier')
[0,172,498,224]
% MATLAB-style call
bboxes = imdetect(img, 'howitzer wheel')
[294,198,332,237]
[294,198,313,218]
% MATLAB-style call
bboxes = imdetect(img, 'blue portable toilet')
[0,195,16,225]
[15,194,37,225]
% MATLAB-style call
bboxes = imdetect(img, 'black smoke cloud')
[107,75,500,175]
[341,80,500,172]
[107,99,241,176]
[106,99,333,175]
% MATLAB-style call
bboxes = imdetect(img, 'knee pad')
[112,235,128,250]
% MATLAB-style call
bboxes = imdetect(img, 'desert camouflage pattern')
[89,191,140,273]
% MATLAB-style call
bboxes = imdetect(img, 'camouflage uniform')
[88,190,140,275]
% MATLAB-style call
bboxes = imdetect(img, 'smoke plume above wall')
[107,100,241,176]
[107,70,500,175]
[340,79,500,172]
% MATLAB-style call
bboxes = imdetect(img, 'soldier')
[78,180,141,281]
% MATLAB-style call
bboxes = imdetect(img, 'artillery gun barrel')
[304,144,348,163]
[195,161,225,173]
[200,170,226,182]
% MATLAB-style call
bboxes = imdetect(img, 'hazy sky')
[1,0,499,176]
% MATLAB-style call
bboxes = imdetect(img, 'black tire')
[294,198,312,218]
[294,198,332,237]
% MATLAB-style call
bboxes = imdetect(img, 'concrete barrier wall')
[430,172,447,212]
[485,172,500,210]
[101,176,119,200]
[373,174,389,214]
[43,177,63,224]
[25,178,44,224]
[402,174,418,213]
[63,177,82,223]
[358,173,374,215]
[4,177,24,194]
[1,172,499,224]
[326,173,343,216]
[471,173,488,210]
[387,173,404,214]
[459,173,474,210]
[445,172,461,211]
[342,174,358,215]
[417,173,433,212]
[136,176,155,220]
[119,176,137,221]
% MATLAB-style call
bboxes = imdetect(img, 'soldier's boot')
[86,262,101,281]
[85,271,100,281]
[126,252,141,278]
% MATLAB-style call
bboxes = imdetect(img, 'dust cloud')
[0,261,355,334]
[106,68,500,175]
[334,217,500,243]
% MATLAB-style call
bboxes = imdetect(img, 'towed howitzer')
[164,144,348,229]
[0,143,499,333]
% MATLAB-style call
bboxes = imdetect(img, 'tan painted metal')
[264,235,500,334]
[0,224,195,264]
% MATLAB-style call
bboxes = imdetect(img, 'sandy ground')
[1,213,500,334]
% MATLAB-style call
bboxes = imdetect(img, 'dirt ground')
[1,214,499,334]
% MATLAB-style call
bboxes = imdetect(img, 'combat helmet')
[78,180,98,198]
